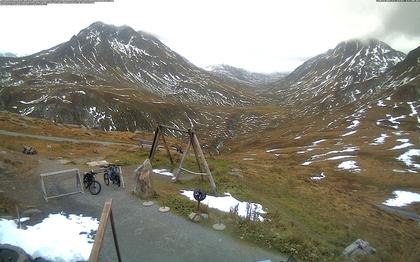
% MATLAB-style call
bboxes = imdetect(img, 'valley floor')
[0,112,419,261]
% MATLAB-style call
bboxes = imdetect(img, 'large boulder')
[133,159,155,199]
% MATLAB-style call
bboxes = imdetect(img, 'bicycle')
[103,164,121,187]
[83,170,102,195]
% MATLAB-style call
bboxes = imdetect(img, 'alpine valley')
[0,22,419,261]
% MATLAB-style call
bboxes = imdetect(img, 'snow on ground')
[310,172,326,180]
[390,139,414,150]
[396,149,420,170]
[180,190,266,221]
[407,101,418,117]
[341,130,357,137]
[337,160,361,173]
[377,100,386,107]
[19,106,35,116]
[243,158,255,161]
[311,139,326,146]
[0,213,98,262]
[266,148,281,153]
[369,134,389,145]
[347,120,360,129]
[383,190,420,207]
[153,169,174,177]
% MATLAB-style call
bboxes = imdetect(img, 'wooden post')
[149,126,161,162]
[191,132,217,193]
[110,209,122,262]
[161,133,174,165]
[89,199,121,262]
[174,139,191,181]
[189,131,204,174]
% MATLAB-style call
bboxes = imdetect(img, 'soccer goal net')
[40,168,84,201]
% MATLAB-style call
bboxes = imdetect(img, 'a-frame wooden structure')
[148,125,217,193]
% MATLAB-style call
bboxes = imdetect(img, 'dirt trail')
[0,129,137,147]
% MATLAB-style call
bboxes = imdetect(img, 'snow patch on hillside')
[337,160,361,173]
[383,190,420,207]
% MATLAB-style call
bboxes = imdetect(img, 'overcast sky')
[0,0,419,73]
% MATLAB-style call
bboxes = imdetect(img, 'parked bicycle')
[83,170,102,195]
[103,164,121,187]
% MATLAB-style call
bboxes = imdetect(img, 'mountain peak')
[331,38,401,58]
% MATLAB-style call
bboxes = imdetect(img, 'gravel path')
[31,159,288,262]
[66,188,287,262]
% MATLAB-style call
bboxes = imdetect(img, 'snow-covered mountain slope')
[0,22,264,136]
[206,64,286,88]
[232,46,419,174]
[267,39,406,115]
[0,22,257,107]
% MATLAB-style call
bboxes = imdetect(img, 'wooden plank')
[161,134,174,165]
[110,209,122,262]
[149,126,161,161]
[191,133,217,193]
[89,200,112,262]
[174,139,191,181]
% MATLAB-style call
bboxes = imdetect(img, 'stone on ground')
[133,158,155,199]
[212,223,226,231]
[343,239,376,260]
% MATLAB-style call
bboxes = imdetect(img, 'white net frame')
[40,168,84,201]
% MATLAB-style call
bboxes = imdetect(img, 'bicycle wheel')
[104,172,110,186]
[89,181,101,195]
[115,175,121,187]
[83,174,90,188]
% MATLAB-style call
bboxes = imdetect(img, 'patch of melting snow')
[243,158,255,161]
[347,120,360,129]
[383,190,420,207]
[396,149,420,169]
[341,130,357,137]
[19,106,35,116]
[0,213,98,262]
[180,190,266,221]
[294,135,302,140]
[390,141,414,150]
[377,100,386,107]
[407,101,418,117]
[153,169,174,177]
[310,172,326,180]
[266,148,281,153]
[326,155,356,160]
[311,139,326,146]
[337,160,361,173]
[369,134,389,145]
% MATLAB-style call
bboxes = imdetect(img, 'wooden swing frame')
[148,125,217,193]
